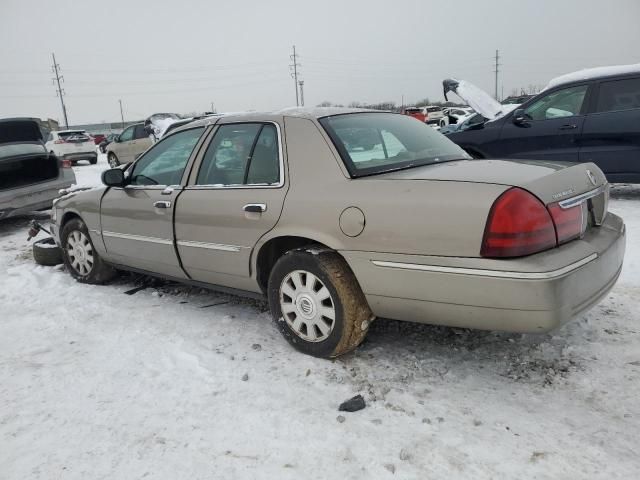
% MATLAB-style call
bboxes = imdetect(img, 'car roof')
[172,107,382,133]
[545,63,640,90]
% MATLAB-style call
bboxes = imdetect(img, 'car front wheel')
[61,218,116,284]
[108,153,120,168]
[268,249,374,358]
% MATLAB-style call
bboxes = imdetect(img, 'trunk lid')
[0,118,44,144]
[373,159,608,205]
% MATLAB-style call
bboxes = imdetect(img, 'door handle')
[559,124,577,130]
[153,201,171,209]
[243,203,267,213]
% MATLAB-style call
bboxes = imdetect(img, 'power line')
[289,45,301,106]
[51,52,69,128]
[494,49,501,101]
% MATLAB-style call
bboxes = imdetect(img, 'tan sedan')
[50,108,625,358]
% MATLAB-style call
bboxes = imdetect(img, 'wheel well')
[256,236,331,293]
[60,211,82,229]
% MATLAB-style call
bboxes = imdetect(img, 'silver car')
[1,118,76,220]
[50,108,625,358]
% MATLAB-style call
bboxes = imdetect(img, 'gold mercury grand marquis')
[50,108,625,358]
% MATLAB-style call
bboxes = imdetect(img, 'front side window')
[524,85,588,120]
[196,123,280,186]
[119,126,134,142]
[130,127,204,186]
[320,113,469,177]
[596,77,640,113]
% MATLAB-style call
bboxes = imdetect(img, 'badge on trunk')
[586,169,597,186]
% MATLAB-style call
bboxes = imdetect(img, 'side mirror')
[512,108,530,126]
[101,168,126,187]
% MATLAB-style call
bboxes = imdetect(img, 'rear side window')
[196,123,280,186]
[134,124,148,139]
[596,77,640,113]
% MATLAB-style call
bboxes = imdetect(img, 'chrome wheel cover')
[66,230,94,276]
[279,270,336,342]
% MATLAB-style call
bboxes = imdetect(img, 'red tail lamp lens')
[548,202,585,244]
[481,188,557,258]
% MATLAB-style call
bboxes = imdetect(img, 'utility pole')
[210,102,216,113]
[289,45,301,106]
[493,49,501,101]
[119,99,125,129]
[298,80,305,107]
[51,53,69,128]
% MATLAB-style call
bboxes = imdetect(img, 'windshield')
[319,113,470,177]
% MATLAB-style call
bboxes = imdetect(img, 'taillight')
[481,188,556,258]
[547,202,586,244]
[54,139,66,144]
[61,159,72,168]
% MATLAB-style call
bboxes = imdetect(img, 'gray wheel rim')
[109,156,117,168]
[279,270,336,342]
[66,230,94,276]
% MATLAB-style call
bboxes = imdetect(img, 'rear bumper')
[0,169,76,220]
[62,152,97,162]
[341,213,626,332]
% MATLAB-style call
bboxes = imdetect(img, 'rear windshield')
[427,107,442,112]
[319,113,470,177]
[404,108,421,114]
[58,131,88,139]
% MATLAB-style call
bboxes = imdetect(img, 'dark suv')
[445,69,640,183]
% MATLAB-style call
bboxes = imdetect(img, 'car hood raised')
[442,79,516,120]
[371,159,607,205]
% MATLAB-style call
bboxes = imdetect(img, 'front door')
[115,125,135,164]
[174,121,287,291]
[100,126,206,277]
[497,84,590,162]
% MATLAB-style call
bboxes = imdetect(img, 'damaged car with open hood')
[443,64,640,182]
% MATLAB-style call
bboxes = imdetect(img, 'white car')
[45,130,97,165]
[423,106,446,127]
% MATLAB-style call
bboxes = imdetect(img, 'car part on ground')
[32,237,63,266]
[50,108,625,357]
[0,118,76,220]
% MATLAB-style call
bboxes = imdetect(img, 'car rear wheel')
[90,157,97,165]
[108,153,120,168]
[61,218,116,284]
[268,249,374,358]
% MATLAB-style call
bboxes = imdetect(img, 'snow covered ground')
[1,154,639,479]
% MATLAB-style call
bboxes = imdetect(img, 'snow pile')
[545,63,640,90]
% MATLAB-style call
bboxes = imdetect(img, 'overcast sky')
[1,0,638,125]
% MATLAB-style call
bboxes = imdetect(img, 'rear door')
[100,127,206,277]
[497,83,590,161]
[132,124,154,161]
[579,76,640,182]
[175,121,286,291]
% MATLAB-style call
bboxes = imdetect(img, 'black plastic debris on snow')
[338,394,366,412]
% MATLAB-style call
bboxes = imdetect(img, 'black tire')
[32,237,63,266]
[61,218,116,284]
[108,153,120,168]
[268,249,374,358]
[90,157,97,165]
